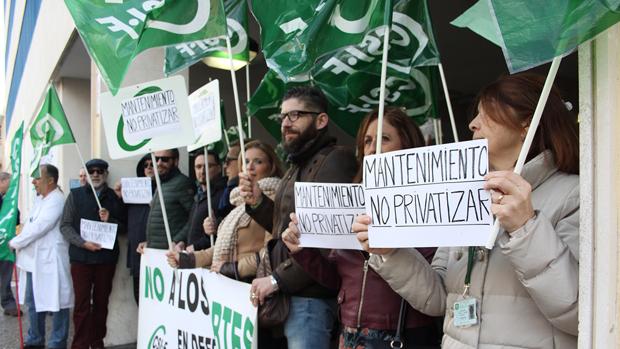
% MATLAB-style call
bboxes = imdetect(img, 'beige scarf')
[212,177,281,264]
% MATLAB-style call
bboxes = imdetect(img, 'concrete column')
[579,23,620,348]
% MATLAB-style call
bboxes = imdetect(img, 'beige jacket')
[370,152,579,348]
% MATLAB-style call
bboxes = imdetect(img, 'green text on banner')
[138,249,257,349]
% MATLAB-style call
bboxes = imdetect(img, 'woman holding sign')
[283,107,441,348]
[353,73,580,348]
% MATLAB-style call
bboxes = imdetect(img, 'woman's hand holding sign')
[282,213,303,254]
[484,171,535,234]
[353,214,395,256]
[239,172,263,206]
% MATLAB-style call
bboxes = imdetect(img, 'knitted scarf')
[212,177,281,264]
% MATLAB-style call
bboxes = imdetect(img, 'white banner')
[187,80,222,152]
[80,219,118,250]
[295,182,366,250]
[100,76,195,159]
[138,249,257,349]
[364,139,493,247]
[121,177,153,204]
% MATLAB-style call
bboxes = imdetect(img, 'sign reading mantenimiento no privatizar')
[100,75,195,159]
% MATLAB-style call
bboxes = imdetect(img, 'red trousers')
[70,263,116,349]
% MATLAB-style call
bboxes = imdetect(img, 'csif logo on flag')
[32,113,66,143]
[172,17,247,59]
[96,0,212,39]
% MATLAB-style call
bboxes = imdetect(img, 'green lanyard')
[463,246,476,296]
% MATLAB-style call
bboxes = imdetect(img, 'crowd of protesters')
[3,74,579,349]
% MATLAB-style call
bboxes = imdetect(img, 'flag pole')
[73,144,102,210]
[433,118,441,145]
[13,264,24,349]
[375,17,392,155]
[484,56,562,249]
[246,64,252,138]
[438,63,458,142]
[150,152,174,250]
[225,36,247,173]
[203,146,215,247]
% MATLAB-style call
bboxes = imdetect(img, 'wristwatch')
[269,275,279,291]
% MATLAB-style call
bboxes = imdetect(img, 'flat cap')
[85,158,109,170]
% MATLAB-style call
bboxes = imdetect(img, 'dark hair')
[476,73,579,174]
[206,150,221,166]
[282,86,328,113]
[242,140,284,178]
[353,107,425,182]
[164,148,180,159]
[41,164,59,184]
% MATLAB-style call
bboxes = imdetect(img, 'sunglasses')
[88,168,105,175]
[155,156,174,163]
[143,162,154,168]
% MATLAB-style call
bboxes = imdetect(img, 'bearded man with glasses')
[60,158,125,349]
[239,86,357,348]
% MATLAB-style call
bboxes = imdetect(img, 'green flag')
[452,0,620,72]
[249,0,441,138]
[249,67,440,140]
[165,0,248,75]
[253,0,391,79]
[29,85,76,177]
[64,0,228,94]
[0,122,24,262]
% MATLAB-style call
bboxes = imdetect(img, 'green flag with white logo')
[452,0,620,72]
[249,0,441,138]
[29,85,76,177]
[64,0,228,94]
[0,122,24,262]
[165,0,248,75]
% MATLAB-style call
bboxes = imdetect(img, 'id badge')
[453,297,478,327]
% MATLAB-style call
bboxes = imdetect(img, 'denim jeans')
[284,296,336,349]
[25,272,70,349]
[0,260,17,311]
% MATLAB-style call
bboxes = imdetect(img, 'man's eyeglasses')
[88,168,105,175]
[278,110,321,123]
[155,156,174,163]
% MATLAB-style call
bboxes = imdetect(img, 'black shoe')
[3,308,22,316]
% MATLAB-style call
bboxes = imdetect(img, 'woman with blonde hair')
[167,140,283,282]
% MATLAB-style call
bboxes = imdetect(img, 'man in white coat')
[10,164,73,349]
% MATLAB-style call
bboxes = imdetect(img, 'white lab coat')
[10,188,73,312]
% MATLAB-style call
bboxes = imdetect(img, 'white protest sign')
[80,219,118,250]
[364,139,492,248]
[295,182,366,250]
[187,80,222,152]
[138,249,257,349]
[100,75,195,159]
[120,177,152,204]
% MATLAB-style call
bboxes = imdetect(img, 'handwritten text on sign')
[121,89,180,142]
[80,219,118,250]
[363,139,492,247]
[295,183,366,250]
[121,177,152,204]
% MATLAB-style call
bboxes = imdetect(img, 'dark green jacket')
[146,168,195,249]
